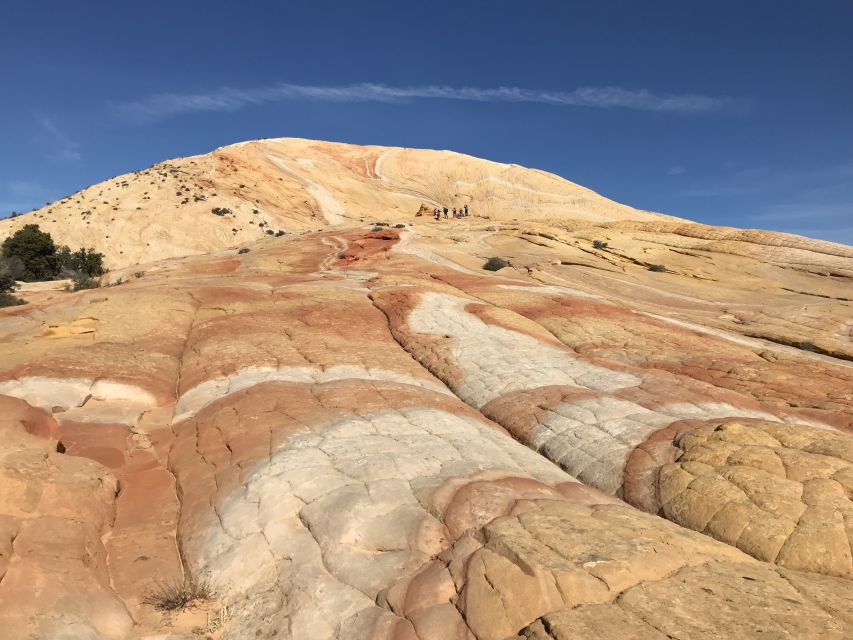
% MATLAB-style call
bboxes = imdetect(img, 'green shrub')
[0,292,25,307]
[211,207,232,216]
[0,258,23,307]
[592,240,609,249]
[0,258,18,293]
[2,224,57,280]
[647,264,666,272]
[56,246,105,278]
[1,225,105,282]
[68,272,100,292]
[483,257,509,271]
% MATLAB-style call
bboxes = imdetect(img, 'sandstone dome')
[1,138,852,639]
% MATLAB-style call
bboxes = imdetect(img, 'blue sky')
[2,0,851,243]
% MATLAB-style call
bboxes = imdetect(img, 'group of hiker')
[432,204,469,221]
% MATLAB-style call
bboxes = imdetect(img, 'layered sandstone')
[0,138,680,270]
[1,140,852,639]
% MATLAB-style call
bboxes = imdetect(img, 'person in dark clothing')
[452,207,457,218]
[464,204,469,216]
[443,207,448,219]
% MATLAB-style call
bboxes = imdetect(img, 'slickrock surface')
[1,139,853,639]
[1,137,678,270]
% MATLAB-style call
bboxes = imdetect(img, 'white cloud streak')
[38,117,82,162]
[114,82,739,123]
[678,185,763,198]
[9,180,48,198]
[749,202,853,222]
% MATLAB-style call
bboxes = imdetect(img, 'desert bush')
[211,207,233,216]
[0,260,17,293]
[0,258,24,307]
[237,247,250,254]
[67,272,100,292]
[0,292,24,307]
[274,230,285,237]
[0,255,25,282]
[134,271,145,278]
[56,246,105,278]
[592,240,609,249]
[647,263,666,272]
[394,224,406,228]
[371,226,384,232]
[143,576,212,611]
[483,257,509,271]
[2,224,57,280]
[2,225,105,282]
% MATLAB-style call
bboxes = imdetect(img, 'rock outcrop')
[1,140,852,639]
[0,138,676,271]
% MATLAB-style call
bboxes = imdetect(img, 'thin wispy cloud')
[9,180,48,198]
[678,185,763,197]
[114,82,741,123]
[2,181,54,216]
[678,162,853,201]
[748,202,853,222]
[677,162,853,244]
[38,117,82,162]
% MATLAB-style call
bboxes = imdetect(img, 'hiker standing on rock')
[464,204,469,216]
[443,207,448,219]
[452,207,457,218]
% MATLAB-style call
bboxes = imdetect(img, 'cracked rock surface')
[1,140,852,639]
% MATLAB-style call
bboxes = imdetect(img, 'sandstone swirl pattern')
[0,143,852,639]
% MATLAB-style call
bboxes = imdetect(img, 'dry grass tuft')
[143,576,213,611]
